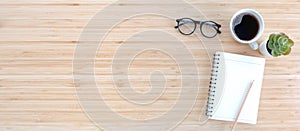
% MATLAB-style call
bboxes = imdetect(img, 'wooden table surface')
[1,0,300,130]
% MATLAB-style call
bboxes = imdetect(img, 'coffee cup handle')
[249,42,259,50]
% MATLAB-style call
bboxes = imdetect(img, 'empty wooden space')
[0,0,300,130]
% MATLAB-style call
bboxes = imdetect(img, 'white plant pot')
[259,39,273,57]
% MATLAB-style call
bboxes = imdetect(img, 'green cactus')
[267,33,294,57]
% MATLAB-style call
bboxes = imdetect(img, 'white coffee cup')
[230,9,264,50]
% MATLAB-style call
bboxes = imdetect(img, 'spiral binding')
[206,53,221,117]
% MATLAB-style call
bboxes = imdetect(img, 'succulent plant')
[267,33,294,57]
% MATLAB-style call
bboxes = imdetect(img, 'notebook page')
[210,52,265,124]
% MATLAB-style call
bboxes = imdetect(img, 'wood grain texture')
[0,0,300,130]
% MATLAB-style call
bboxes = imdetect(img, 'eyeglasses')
[175,18,221,38]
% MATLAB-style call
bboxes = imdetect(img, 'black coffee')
[234,15,259,40]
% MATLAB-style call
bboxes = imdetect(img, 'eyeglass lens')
[178,18,196,35]
[201,21,218,38]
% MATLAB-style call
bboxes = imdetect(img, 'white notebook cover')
[207,52,265,124]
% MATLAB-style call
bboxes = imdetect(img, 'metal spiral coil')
[206,53,221,117]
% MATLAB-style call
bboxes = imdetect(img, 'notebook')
[206,52,265,124]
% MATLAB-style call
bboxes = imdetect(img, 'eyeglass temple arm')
[174,20,200,29]
[211,22,222,33]
[204,21,222,33]
[211,25,221,34]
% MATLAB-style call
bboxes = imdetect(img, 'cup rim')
[230,9,264,44]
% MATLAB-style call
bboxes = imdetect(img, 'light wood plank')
[0,0,300,130]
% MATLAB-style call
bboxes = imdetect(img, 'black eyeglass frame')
[174,18,222,38]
